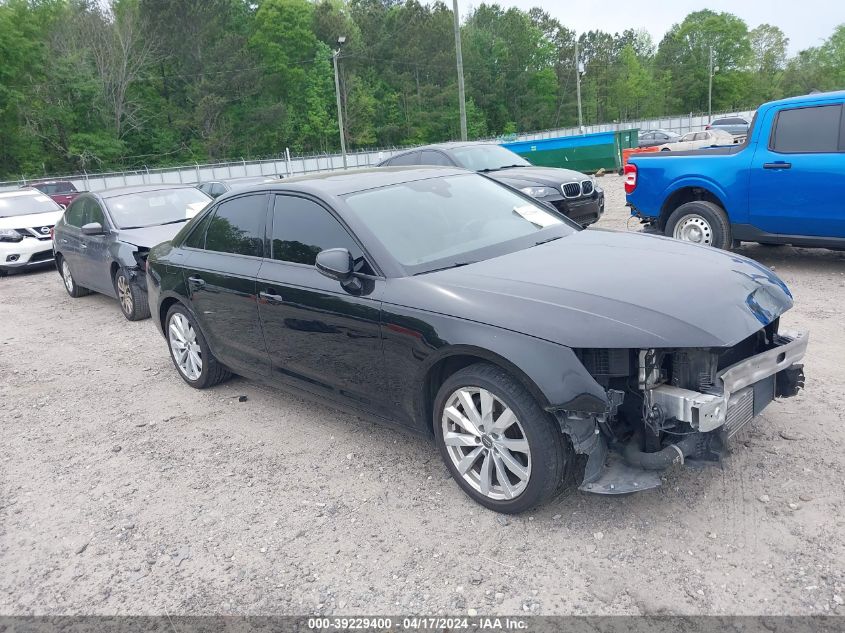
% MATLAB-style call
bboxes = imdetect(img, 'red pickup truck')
[26,180,83,209]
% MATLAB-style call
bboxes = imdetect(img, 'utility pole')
[333,36,348,168]
[575,39,583,130]
[453,0,468,141]
[708,45,713,122]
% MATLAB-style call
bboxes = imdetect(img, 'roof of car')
[94,183,200,199]
[0,188,47,199]
[765,90,845,107]
[244,166,469,196]
[402,141,499,153]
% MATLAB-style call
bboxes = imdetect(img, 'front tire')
[434,363,570,513]
[114,268,151,321]
[58,256,90,298]
[665,200,732,249]
[165,304,230,389]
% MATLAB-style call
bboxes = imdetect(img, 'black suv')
[378,142,604,226]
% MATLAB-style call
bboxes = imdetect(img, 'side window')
[419,150,454,166]
[271,196,366,268]
[388,152,420,166]
[771,105,843,153]
[83,199,105,226]
[682,133,695,142]
[64,199,85,227]
[212,183,227,197]
[204,194,267,257]
[184,210,214,249]
[695,132,708,141]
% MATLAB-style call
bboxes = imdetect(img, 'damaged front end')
[552,320,808,494]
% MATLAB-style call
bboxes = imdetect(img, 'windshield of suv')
[0,191,61,218]
[343,173,576,274]
[450,145,531,172]
[105,188,211,229]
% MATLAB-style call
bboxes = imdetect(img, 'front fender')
[379,303,609,431]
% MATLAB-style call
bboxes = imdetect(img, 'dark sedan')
[146,167,806,513]
[53,184,212,320]
[638,129,680,148]
[378,143,604,227]
[706,116,750,138]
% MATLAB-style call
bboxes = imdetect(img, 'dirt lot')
[1,174,844,616]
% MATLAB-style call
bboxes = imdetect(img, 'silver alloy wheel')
[62,260,74,292]
[116,274,133,315]
[441,387,531,500]
[168,313,202,381]
[673,214,713,245]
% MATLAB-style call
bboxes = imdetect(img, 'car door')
[748,102,845,238]
[255,194,388,417]
[56,198,86,273]
[180,193,271,377]
[77,198,114,295]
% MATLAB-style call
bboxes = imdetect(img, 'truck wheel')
[665,201,732,249]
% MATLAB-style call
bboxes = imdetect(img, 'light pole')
[708,46,719,121]
[452,0,467,141]
[333,36,347,168]
[575,39,584,131]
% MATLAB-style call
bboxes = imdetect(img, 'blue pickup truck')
[625,91,845,249]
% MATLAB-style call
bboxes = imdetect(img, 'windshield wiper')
[122,218,188,230]
[159,218,190,225]
[414,261,477,275]
[534,235,563,246]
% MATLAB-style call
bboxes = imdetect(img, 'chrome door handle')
[187,275,206,289]
[259,291,283,304]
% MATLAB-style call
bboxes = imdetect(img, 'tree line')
[0,0,843,180]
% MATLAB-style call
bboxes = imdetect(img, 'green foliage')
[0,0,843,180]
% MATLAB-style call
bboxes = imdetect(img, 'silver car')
[657,128,736,152]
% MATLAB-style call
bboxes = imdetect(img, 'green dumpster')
[502,129,639,174]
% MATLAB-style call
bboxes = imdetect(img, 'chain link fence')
[0,108,755,193]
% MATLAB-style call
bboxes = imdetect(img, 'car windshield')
[343,173,577,274]
[105,188,211,229]
[450,145,531,172]
[0,191,61,218]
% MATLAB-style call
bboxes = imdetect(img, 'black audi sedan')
[53,184,212,320]
[378,142,604,226]
[146,167,806,513]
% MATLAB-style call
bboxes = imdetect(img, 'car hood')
[485,166,588,189]
[385,229,793,349]
[117,223,188,248]
[0,209,63,230]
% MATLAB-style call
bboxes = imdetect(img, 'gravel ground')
[1,174,844,616]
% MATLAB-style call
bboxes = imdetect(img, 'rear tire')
[165,303,230,389]
[114,268,151,321]
[434,363,570,513]
[58,256,90,298]
[665,200,732,249]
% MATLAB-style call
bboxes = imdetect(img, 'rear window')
[714,117,746,125]
[771,105,843,153]
[0,191,61,218]
[33,182,76,194]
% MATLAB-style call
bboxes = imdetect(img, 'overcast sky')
[458,0,845,55]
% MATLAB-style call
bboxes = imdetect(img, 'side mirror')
[81,222,105,236]
[315,248,354,283]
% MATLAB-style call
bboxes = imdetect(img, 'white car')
[657,128,737,152]
[0,189,64,276]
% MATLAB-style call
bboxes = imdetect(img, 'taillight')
[623,163,637,194]
[705,125,712,130]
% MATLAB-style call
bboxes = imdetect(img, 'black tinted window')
[204,194,266,257]
[271,196,362,265]
[388,152,419,166]
[184,210,214,248]
[419,150,453,166]
[772,105,842,153]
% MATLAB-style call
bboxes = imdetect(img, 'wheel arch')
[419,346,553,436]
[658,184,727,230]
